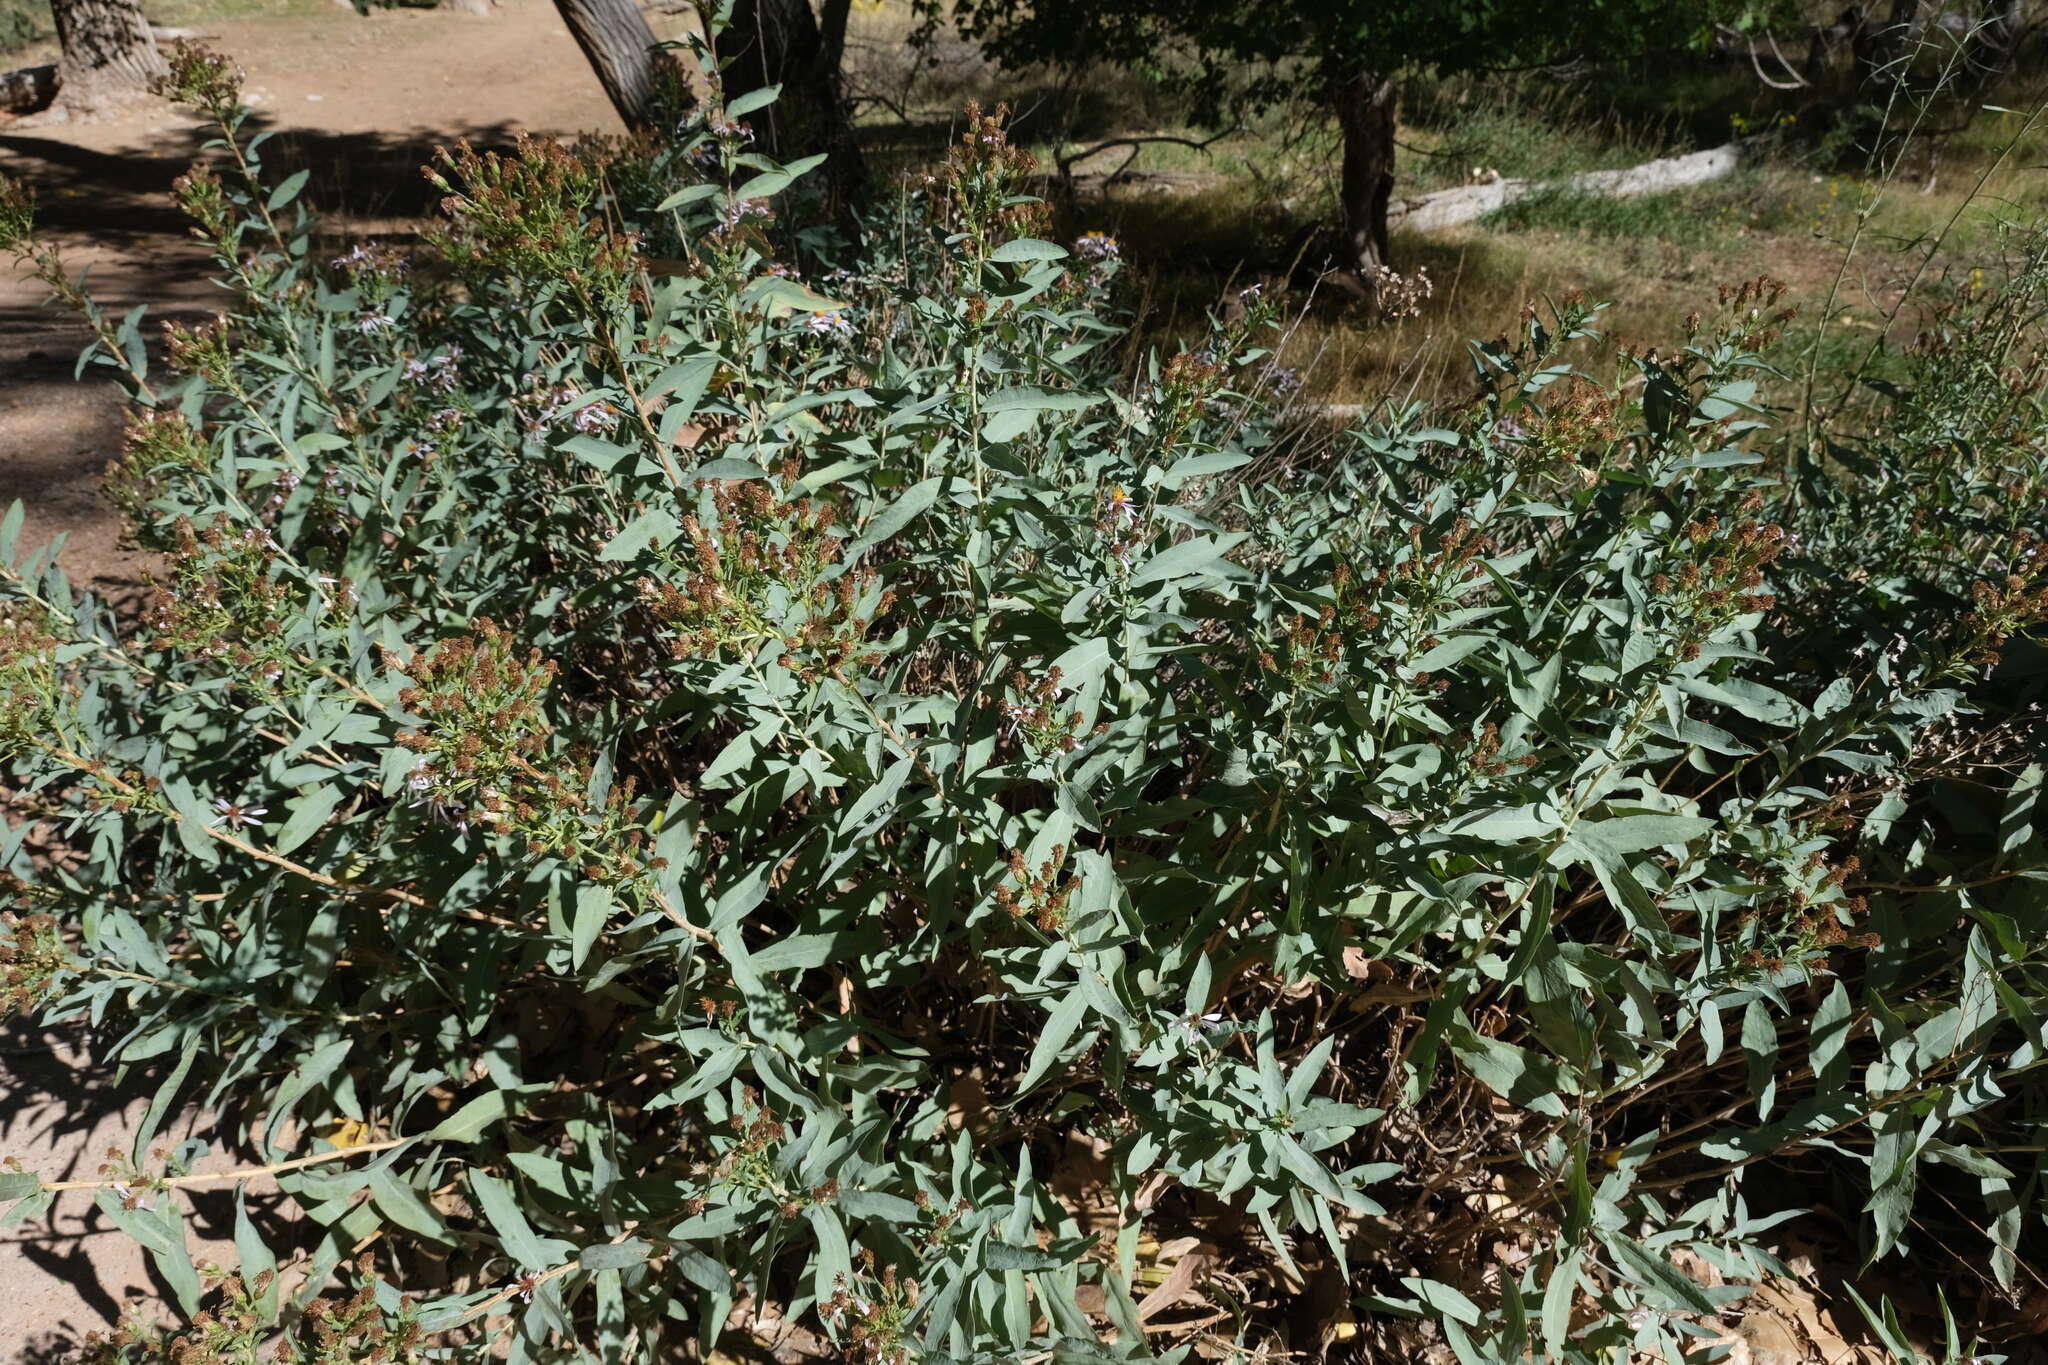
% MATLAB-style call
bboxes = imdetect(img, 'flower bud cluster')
[141,515,299,684]
[427,136,639,292]
[1650,507,1786,661]
[0,913,64,1017]
[103,409,210,528]
[824,1252,915,1365]
[996,666,1102,760]
[923,102,1049,256]
[163,316,235,383]
[1959,534,2048,670]
[391,620,575,838]
[1515,373,1621,484]
[0,174,32,256]
[1258,608,1343,687]
[638,471,892,680]
[0,611,65,755]
[711,1086,788,1200]
[1466,721,1539,778]
[153,41,243,120]
[992,845,1078,932]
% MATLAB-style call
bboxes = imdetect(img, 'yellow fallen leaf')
[320,1117,375,1149]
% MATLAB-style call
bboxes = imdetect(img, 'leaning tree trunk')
[49,0,166,116]
[720,0,863,209]
[552,0,666,131]
[1329,63,1398,282]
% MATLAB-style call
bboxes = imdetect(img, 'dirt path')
[1,0,637,592]
[0,4,642,1350]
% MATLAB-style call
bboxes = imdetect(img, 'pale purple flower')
[719,198,771,232]
[1103,484,1138,527]
[573,402,620,435]
[1258,364,1302,398]
[210,798,268,829]
[1074,231,1119,262]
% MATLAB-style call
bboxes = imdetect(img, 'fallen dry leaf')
[1136,1241,1215,1321]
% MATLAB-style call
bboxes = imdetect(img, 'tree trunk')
[720,0,863,208]
[1330,64,1397,279]
[552,0,666,131]
[50,0,166,116]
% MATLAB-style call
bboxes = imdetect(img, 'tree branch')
[1054,128,1235,186]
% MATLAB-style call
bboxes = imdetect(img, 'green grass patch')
[0,0,49,54]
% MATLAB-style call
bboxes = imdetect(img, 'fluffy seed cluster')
[637,470,892,680]
[141,515,300,683]
[1651,502,1787,661]
[0,912,64,1017]
[992,845,1079,932]
[391,620,574,836]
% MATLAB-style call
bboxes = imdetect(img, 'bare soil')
[1,0,632,593]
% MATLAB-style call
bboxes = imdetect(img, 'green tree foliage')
[952,0,1757,283]
[0,0,51,53]
[0,35,2045,1365]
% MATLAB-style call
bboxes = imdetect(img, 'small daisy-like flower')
[800,310,853,338]
[111,1182,153,1212]
[1258,363,1302,399]
[210,798,268,829]
[1074,231,1120,262]
[1103,484,1138,526]
[719,197,771,231]
[707,112,753,142]
[419,794,468,829]
[331,243,407,276]
[572,402,619,435]
[427,350,461,392]
[355,312,394,335]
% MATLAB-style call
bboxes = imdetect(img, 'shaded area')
[0,1019,316,1359]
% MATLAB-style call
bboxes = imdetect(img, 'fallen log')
[1,64,58,116]
[1389,143,1743,233]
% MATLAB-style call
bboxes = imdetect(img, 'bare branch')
[1054,128,1235,186]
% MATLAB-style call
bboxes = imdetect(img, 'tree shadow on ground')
[0,1019,317,1356]
[1,115,537,237]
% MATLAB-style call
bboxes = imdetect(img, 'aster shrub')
[1,39,2046,1365]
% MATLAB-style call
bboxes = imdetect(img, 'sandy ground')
[1,0,631,590]
[0,2,626,1350]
